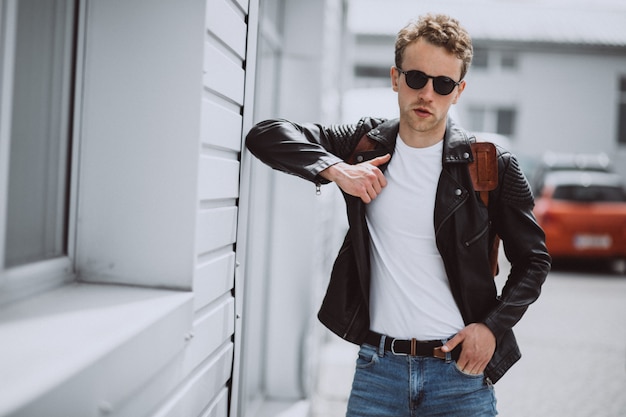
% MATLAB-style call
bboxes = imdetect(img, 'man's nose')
[417,78,436,98]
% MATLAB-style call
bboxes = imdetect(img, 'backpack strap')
[468,142,498,206]
[468,141,500,277]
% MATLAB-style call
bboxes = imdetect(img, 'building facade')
[3,0,235,416]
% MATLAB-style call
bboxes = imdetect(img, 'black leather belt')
[365,331,461,360]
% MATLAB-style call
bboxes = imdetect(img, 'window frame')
[0,0,84,306]
[0,0,208,412]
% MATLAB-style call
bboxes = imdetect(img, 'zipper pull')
[315,183,321,196]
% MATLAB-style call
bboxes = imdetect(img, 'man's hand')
[442,323,496,375]
[320,154,391,203]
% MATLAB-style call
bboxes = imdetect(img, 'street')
[312,261,626,417]
[495,262,626,417]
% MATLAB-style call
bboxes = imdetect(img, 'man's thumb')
[442,334,461,352]
[369,153,391,166]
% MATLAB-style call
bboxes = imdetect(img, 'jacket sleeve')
[245,118,376,184]
[482,151,551,338]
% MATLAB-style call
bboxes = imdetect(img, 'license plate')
[573,234,612,249]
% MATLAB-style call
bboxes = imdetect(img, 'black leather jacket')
[246,117,551,383]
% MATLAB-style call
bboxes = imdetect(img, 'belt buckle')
[390,338,417,356]
[390,338,407,356]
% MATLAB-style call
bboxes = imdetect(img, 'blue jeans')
[346,343,498,416]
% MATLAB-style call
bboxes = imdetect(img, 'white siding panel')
[200,387,229,417]
[194,253,235,312]
[206,0,247,59]
[198,155,240,201]
[233,0,248,14]
[204,42,245,105]
[185,297,235,374]
[192,0,251,415]
[200,99,242,151]
[150,343,233,417]
[196,207,238,255]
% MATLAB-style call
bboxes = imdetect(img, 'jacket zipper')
[464,224,489,247]
[435,193,467,236]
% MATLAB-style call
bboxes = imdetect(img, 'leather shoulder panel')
[499,154,534,208]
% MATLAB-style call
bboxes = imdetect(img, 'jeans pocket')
[453,361,484,379]
[355,344,378,369]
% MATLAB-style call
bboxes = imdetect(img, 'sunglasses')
[396,67,462,96]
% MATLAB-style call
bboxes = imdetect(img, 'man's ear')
[452,79,466,104]
[391,66,399,92]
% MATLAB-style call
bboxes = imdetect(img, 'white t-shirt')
[366,136,465,340]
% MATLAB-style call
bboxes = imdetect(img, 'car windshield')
[553,185,626,202]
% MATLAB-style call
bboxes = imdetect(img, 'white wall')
[237,1,349,415]
[76,0,204,288]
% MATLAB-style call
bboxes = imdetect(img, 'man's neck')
[399,119,447,148]
[398,124,446,148]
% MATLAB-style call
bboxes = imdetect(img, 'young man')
[246,14,550,417]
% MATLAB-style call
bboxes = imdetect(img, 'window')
[353,64,393,88]
[2,0,78,268]
[468,107,487,132]
[618,76,626,145]
[470,48,518,71]
[354,65,390,78]
[468,105,517,137]
[553,185,626,202]
[496,108,516,136]
[472,47,488,69]
[500,51,518,70]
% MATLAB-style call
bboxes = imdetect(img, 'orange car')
[533,170,626,262]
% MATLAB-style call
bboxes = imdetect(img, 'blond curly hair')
[395,14,473,80]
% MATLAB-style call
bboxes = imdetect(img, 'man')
[246,14,550,417]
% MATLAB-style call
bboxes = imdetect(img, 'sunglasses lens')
[405,71,428,90]
[433,77,456,95]
[402,70,458,95]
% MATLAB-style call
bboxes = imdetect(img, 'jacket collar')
[366,117,474,164]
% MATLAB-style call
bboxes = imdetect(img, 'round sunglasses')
[396,67,462,96]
